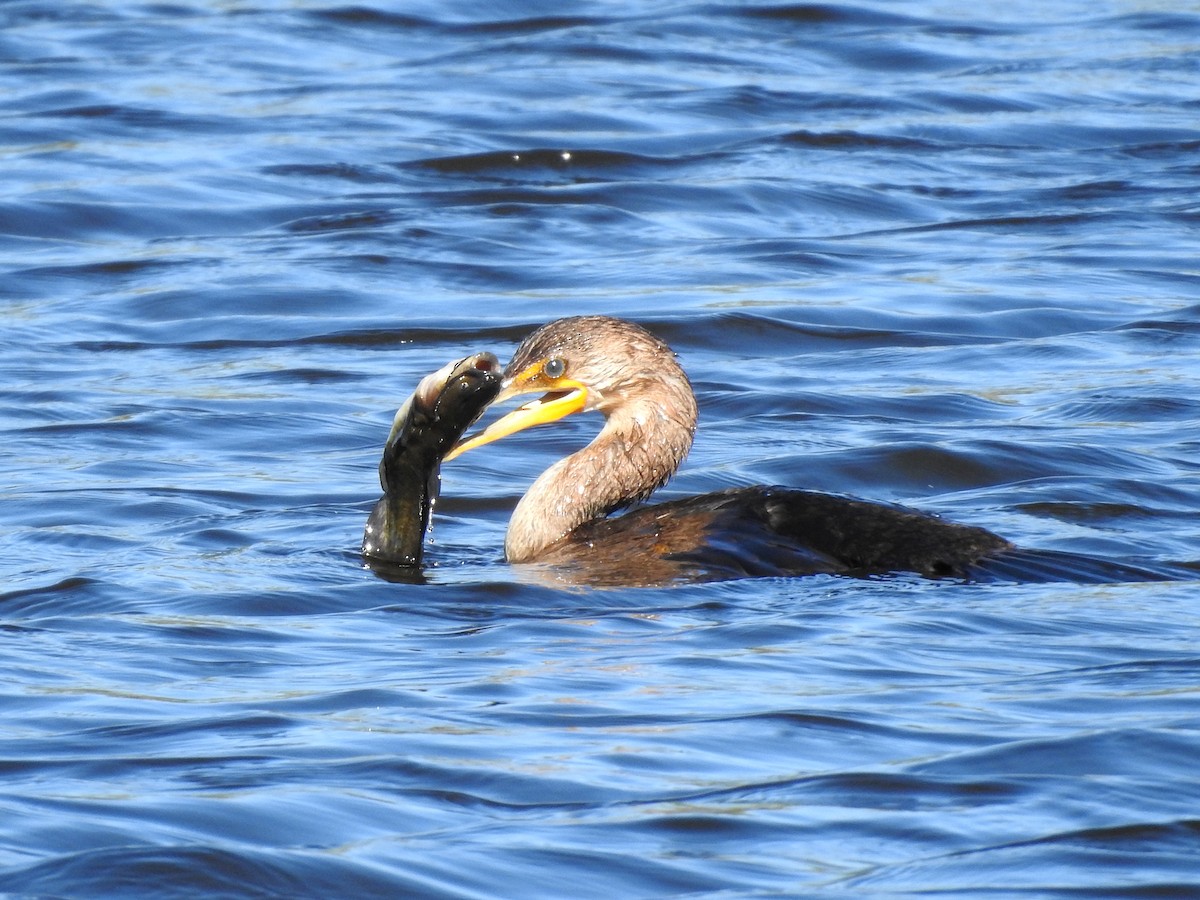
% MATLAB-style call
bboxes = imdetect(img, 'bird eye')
[543,357,566,379]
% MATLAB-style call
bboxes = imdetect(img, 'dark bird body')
[536,486,1012,585]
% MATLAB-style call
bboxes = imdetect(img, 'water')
[3,0,1199,895]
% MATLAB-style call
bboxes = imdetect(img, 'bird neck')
[504,397,696,562]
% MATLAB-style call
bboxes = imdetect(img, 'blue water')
[3,1,1200,896]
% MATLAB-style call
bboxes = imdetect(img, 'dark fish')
[362,352,501,569]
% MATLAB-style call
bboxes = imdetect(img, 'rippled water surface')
[3,1,1200,896]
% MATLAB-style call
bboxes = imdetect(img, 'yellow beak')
[443,361,588,462]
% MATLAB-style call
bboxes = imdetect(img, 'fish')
[362,352,501,569]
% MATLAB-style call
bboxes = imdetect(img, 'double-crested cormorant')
[445,316,1015,582]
